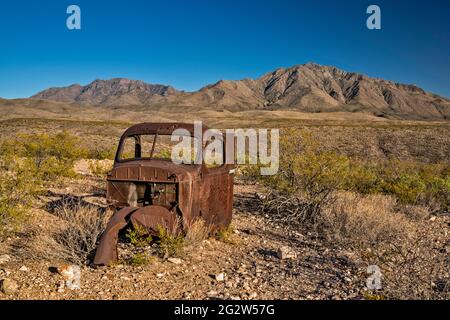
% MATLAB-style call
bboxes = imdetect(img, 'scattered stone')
[248,292,258,299]
[168,258,182,265]
[215,273,225,282]
[19,265,29,272]
[120,276,131,281]
[206,290,218,297]
[156,273,165,278]
[58,265,81,290]
[276,246,297,260]
[0,278,19,295]
[57,280,65,293]
[0,254,11,265]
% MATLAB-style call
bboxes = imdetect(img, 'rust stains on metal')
[94,122,234,266]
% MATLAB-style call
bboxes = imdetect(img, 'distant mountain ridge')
[32,78,179,106]
[30,63,450,120]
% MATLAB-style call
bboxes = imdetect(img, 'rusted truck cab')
[94,123,234,265]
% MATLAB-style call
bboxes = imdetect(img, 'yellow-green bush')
[345,160,449,210]
[246,128,449,212]
[126,225,153,248]
[216,225,236,244]
[155,225,185,258]
[88,160,113,177]
[265,129,349,195]
[0,162,39,236]
[0,131,87,180]
[87,146,116,160]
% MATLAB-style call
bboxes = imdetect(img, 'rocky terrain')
[29,63,450,120]
[0,182,449,300]
[0,166,449,300]
[0,178,366,300]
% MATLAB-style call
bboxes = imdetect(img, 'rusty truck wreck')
[94,123,234,265]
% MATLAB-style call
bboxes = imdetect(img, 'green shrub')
[245,128,449,213]
[257,129,350,223]
[216,225,236,244]
[0,131,88,180]
[88,160,113,177]
[155,225,185,258]
[0,162,40,236]
[87,146,117,160]
[126,225,153,248]
[344,162,382,194]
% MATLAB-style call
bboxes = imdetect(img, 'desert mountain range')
[28,63,450,120]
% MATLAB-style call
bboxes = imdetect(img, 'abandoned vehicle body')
[94,123,234,265]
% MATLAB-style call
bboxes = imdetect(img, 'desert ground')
[0,106,449,300]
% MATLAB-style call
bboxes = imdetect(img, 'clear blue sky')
[0,0,449,98]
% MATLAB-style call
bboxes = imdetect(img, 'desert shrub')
[258,129,349,224]
[126,225,153,248]
[216,224,236,244]
[362,226,449,300]
[87,146,117,160]
[88,160,113,177]
[185,218,211,246]
[0,132,88,180]
[344,162,382,194]
[247,128,449,219]
[346,160,450,211]
[51,201,111,265]
[155,225,185,258]
[320,192,413,246]
[0,162,40,237]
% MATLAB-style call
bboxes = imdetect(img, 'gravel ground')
[0,179,448,300]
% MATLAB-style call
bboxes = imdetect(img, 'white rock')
[57,280,65,293]
[206,290,218,297]
[215,273,225,282]
[19,265,29,272]
[0,254,11,264]
[156,273,165,278]
[167,258,182,265]
[58,265,81,290]
[248,292,258,299]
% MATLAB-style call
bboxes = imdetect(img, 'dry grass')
[362,226,450,300]
[320,192,414,246]
[185,218,212,246]
[53,203,111,264]
[88,160,113,177]
[26,202,112,265]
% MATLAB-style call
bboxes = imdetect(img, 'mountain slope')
[32,78,179,106]
[30,63,450,120]
[187,63,449,119]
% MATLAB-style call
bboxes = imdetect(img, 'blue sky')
[0,0,449,98]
